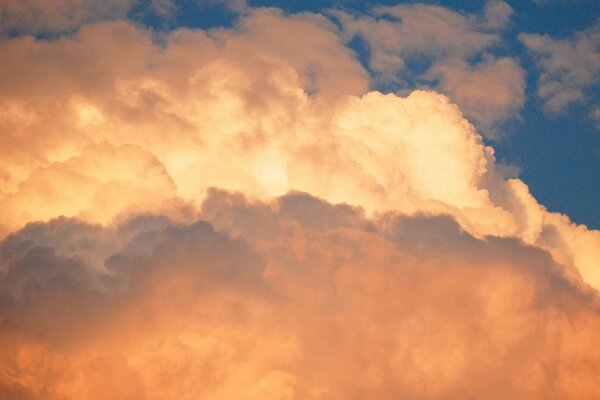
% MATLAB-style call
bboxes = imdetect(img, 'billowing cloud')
[521,20,600,113]
[0,3,599,399]
[1,192,600,398]
[0,10,368,231]
[0,142,179,233]
[335,1,525,138]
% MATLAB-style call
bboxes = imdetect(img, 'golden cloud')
[0,7,599,399]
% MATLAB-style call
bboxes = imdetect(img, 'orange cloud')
[0,6,599,399]
[1,192,599,399]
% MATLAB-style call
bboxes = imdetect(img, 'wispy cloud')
[0,0,136,35]
[521,20,600,114]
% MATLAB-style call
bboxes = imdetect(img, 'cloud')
[424,55,525,135]
[0,5,599,398]
[334,1,524,138]
[0,142,180,235]
[520,20,600,113]
[1,192,600,398]
[0,11,598,290]
[204,0,249,13]
[0,11,367,232]
[592,105,600,127]
[481,0,514,31]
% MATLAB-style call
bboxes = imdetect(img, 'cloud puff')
[521,20,600,113]
[481,0,514,31]
[423,55,524,135]
[335,1,524,138]
[0,142,179,235]
[1,192,600,398]
[0,11,359,229]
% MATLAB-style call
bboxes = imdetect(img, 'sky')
[1,0,600,398]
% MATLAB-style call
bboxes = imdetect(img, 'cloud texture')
[0,4,600,399]
[521,20,600,113]
[336,1,525,137]
[2,192,600,399]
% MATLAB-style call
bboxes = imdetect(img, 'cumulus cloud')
[520,20,600,113]
[1,192,600,398]
[334,1,525,138]
[0,5,598,291]
[0,11,367,232]
[0,4,600,399]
